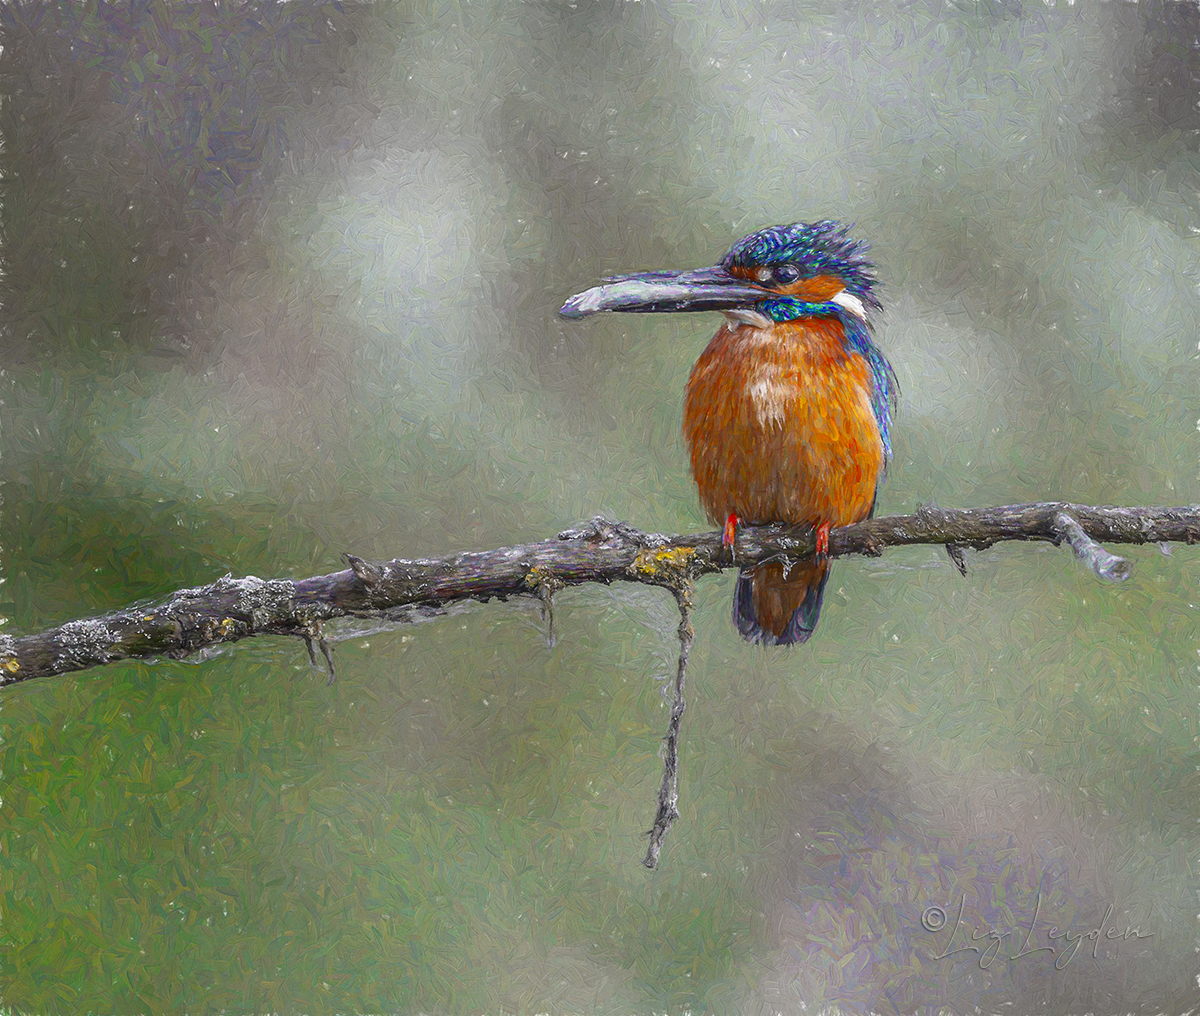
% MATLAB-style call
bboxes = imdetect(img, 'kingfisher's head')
[559,220,881,327]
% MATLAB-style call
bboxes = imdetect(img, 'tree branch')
[3,501,1195,868]
[1,502,1195,687]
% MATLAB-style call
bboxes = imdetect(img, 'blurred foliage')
[1,0,1200,1013]
[0,0,393,373]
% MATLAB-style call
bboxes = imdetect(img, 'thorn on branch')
[346,554,382,590]
[319,631,336,685]
[946,543,968,577]
[525,565,564,648]
[299,621,337,684]
[1053,512,1133,582]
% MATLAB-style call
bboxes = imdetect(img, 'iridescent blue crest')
[721,220,882,313]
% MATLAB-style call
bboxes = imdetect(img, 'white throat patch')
[722,307,772,329]
[831,289,867,320]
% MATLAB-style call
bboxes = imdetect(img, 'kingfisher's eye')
[773,263,801,284]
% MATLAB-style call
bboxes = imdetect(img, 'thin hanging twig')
[643,582,695,869]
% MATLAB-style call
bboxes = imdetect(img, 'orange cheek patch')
[777,274,845,301]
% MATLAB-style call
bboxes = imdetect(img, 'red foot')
[723,512,739,557]
[815,521,831,563]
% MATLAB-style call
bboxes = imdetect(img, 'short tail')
[733,559,830,646]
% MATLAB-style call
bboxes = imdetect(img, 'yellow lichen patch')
[525,565,564,596]
[630,546,697,579]
[1,655,19,673]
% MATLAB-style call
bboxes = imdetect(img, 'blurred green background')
[1,1,1198,1013]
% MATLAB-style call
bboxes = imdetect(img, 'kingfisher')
[559,221,897,645]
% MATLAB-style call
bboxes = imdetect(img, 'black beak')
[559,266,769,319]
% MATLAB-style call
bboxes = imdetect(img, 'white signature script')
[921,892,1154,969]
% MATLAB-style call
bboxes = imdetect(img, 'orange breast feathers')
[682,316,885,530]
